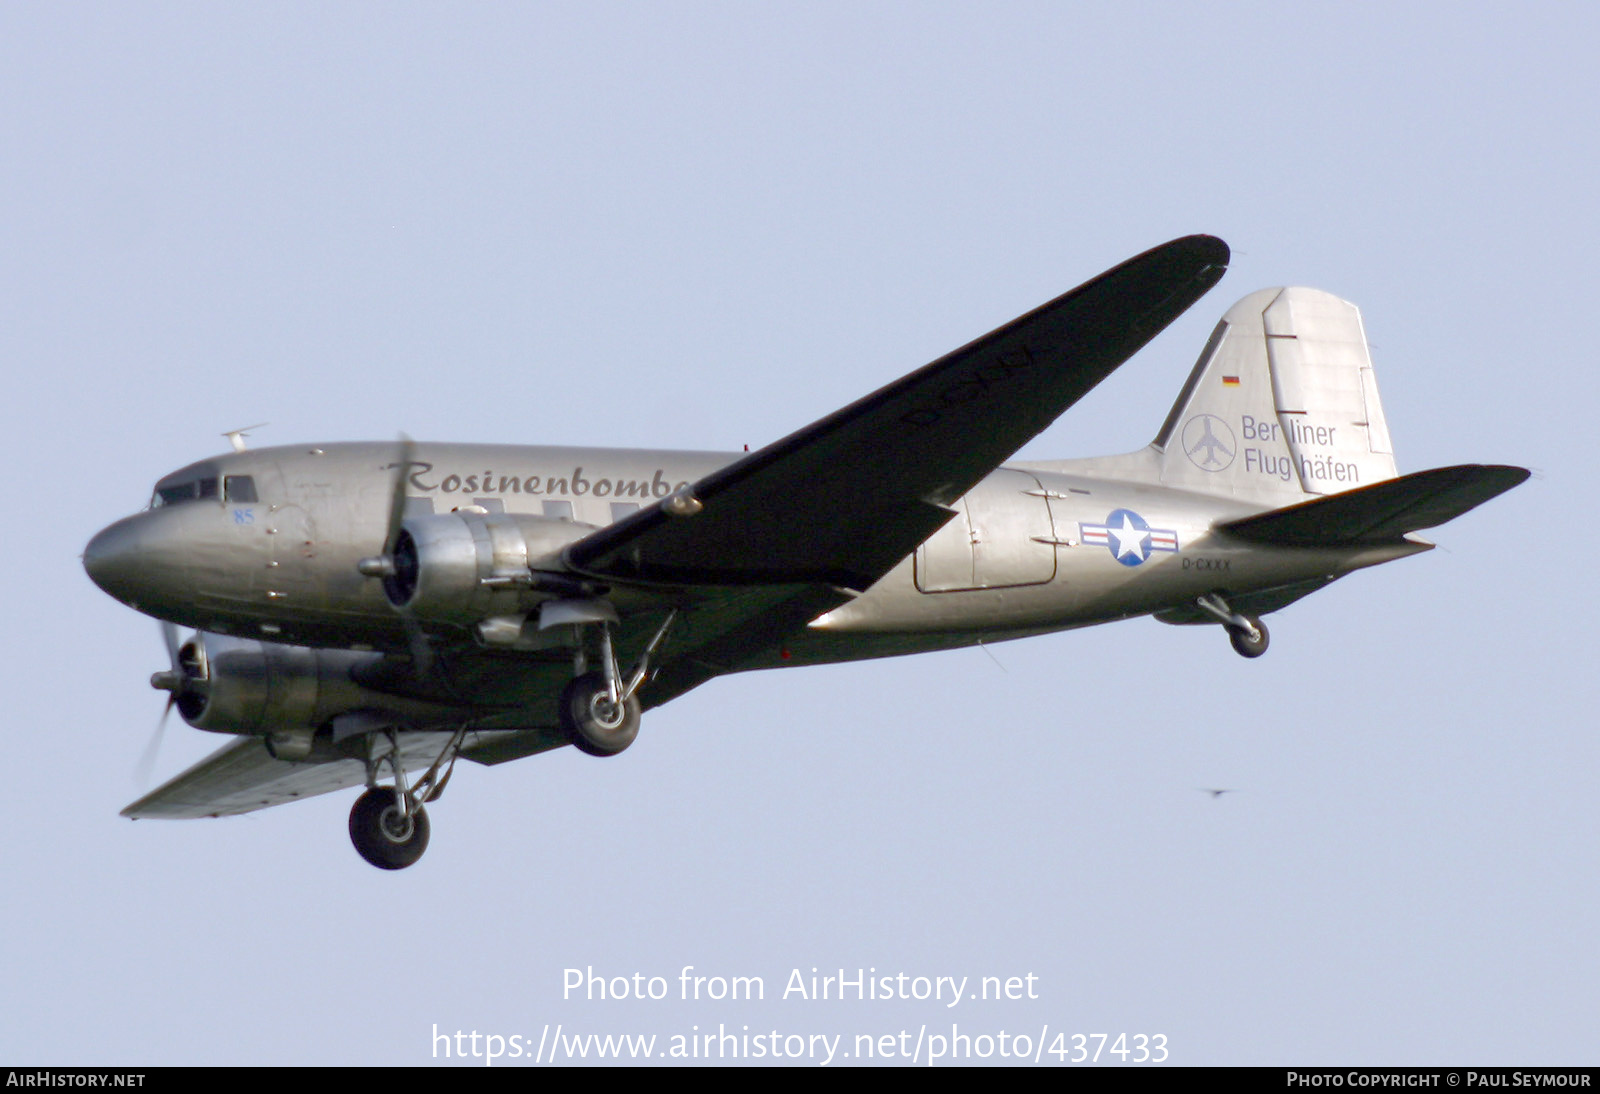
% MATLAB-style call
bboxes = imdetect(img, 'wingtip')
[1140,234,1230,290]
[1187,233,1230,270]
[1122,234,1229,272]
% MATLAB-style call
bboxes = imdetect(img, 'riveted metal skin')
[82,237,1527,872]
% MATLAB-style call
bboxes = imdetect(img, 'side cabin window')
[224,475,258,503]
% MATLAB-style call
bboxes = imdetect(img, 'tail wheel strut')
[1195,594,1270,659]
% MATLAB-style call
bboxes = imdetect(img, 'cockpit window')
[224,475,258,503]
[153,476,225,507]
[154,482,196,507]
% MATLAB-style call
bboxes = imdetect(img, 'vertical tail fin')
[1153,287,1398,504]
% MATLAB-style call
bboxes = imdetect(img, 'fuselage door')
[914,469,1056,592]
[914,500,975,591]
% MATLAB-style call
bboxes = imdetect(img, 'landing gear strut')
[347,726,465,870]
[1195,594,1270,659]
[558,610,675,758]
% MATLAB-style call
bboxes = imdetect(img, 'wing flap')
[566,235,1229,590]
[636,584,853,709]
[122,729,537,819]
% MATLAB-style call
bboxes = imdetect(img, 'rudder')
[1154,287,1398,503]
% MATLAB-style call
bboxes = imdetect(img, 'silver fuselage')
[85,440,1423,670]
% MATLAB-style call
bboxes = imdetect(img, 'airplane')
[81,235,1528,869]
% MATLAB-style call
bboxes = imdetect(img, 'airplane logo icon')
[1182,413,1235,471]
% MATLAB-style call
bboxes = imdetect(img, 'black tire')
[348,787,430,870]
[559,671,641,757]
[1228,617,1270,659]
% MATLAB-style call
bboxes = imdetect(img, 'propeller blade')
[160,620,180,668]
[358,434,415,578]
[383,433,414,558]
[136,695,175,788]
[139,620,187,787]
[353,436,457,695]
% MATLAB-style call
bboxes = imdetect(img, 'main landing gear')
[348,726,465,870]
[558,609,676,757]
[1195,593,1270,659]
[349,786,430,870]
[561,671,640,756]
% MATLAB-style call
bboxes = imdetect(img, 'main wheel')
[348,786,430,870]
[560,671,641,757]
[1227,617,1270,659]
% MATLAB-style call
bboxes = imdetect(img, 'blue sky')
[3,3,1594,1065]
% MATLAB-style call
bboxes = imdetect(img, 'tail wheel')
[1227,618,1269,659]
[560,671,641,757]
[348,786,430,870]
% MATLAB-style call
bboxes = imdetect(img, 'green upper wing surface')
[565,235,1229,591]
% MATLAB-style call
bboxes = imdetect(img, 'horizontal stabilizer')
[1218,464,1529,547]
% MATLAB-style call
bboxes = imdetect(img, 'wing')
[564,235,1229,591]
[122,728,548,818]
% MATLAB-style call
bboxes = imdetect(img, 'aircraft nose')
[84,516,143,601]
[83,512,191,613]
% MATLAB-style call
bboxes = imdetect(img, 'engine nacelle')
[173,633,458,737]
[381,511,592,626]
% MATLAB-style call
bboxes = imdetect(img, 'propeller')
[140,621,206,786]
[355,436,447,687]
[357,433,415,584]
